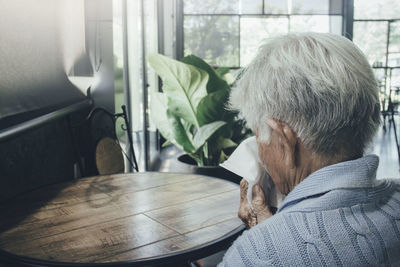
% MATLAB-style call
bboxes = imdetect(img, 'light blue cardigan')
[219,155,400,266]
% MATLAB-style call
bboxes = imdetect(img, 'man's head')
[230,32,381,160]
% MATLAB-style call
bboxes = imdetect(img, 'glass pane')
[328,0,343,15]
[389,22,400,54]
[144,0,158,132]
[184,16,239,67]
[240,0,263,14]
[354,0,400,20]
[289,15,342,35]
[144,0,160,164]
[392,69,400,87]
[388,53,400,67]
[240,17,289,66]
[291,0,329,14]
[184,0,239,14]
[373,68,386,86]
[373,68,386,112]
[127,0,145,171]
[353,21,388,66]
[373,68,387,111]
[289,0,342,15]
[113,0,125,138]
[391,69,400,112]
[264,0,289,14]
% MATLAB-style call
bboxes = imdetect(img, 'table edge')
[0,224,245,266]
[0,171,243,265]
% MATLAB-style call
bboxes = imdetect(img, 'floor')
[368,114,400,179]
[153,114,400,267]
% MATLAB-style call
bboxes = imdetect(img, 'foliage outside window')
[183,0,343,68]
[353,0,400,109]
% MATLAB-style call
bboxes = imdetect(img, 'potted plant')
[147,54,250,182]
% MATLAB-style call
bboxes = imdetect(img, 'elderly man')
[219,32,400,266]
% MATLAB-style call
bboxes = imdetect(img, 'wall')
[0,0,88,129]
[85,0,115,113]
[0,0,115,201]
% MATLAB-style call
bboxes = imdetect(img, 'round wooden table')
[0,172,244,266]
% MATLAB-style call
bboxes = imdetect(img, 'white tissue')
[220,136,285,208]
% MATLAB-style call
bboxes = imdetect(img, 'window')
[181,0,344,67]
[353,21,388,66]
[354,0,400,20]
[184,15,240,66]
[113,0,160,171]
[240,17,288,66]
[113,0,125,139]
[353,0,400,112]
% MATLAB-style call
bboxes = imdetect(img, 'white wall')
[85,0,115,113]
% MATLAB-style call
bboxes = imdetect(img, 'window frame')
[176,0,353,67]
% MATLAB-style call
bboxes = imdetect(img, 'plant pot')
[175,154,242,184]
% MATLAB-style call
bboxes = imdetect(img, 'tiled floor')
[368,115,400,179]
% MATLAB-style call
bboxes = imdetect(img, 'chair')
[72,105,139,177]
[95,137,125,175]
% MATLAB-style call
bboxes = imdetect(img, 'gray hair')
[230,32,381,157]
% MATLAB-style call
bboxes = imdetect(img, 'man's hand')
[238,179,273,228]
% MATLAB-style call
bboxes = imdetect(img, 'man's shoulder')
[218,213,296,267]
[220,188,400,267]
[387,178,400,186]
[219,211,311,266]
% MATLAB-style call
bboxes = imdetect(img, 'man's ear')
[266,119,297,169]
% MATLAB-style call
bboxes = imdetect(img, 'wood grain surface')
[0,172,243,265]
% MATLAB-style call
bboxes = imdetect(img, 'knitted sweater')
[219,155,400,266]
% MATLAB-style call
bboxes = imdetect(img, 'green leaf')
[196,88,230,125]
[218,138,237,149]
[181,120,194,140]
[189,152,204,166]
[219,150,229,164]
[150,91,175,144]
[181,55,229,94]
[215,67,230,78]
[193,121,227,149]
[202,143,209,165]
[148,53,208,128]
[148,53,251,166]
[167,111,196,153]
[150,91,195,153]
[162,140,172,147]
